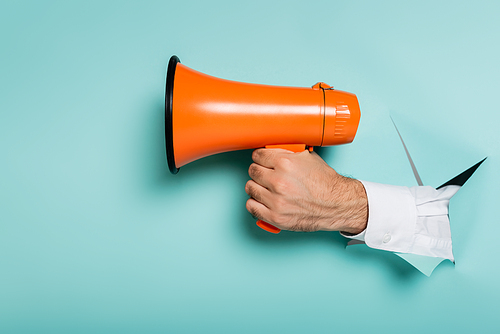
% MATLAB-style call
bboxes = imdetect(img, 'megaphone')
[165,55,361,233]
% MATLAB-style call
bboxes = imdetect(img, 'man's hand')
[245,148,368,234]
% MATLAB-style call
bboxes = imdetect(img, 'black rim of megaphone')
[165,55,180,174]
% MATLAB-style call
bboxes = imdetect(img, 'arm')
[245,148,456,264]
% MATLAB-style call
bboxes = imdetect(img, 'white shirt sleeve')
[341,180,460,263]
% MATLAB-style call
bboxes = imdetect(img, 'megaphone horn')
[165,55,361,173]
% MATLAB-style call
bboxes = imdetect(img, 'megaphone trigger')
[264,144,308,152]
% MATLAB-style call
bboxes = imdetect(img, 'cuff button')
[383,233,391,243]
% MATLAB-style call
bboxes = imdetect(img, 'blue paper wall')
[1,1,498,332]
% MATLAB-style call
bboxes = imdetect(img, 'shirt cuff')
[340,181,458,262]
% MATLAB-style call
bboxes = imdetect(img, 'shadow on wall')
[146,101,424,280]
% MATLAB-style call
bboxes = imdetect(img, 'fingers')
[245,179,271,206]
[246,198,273,223]
[246,180,287,229]
[248,163,273,189]
[252,148,292,169]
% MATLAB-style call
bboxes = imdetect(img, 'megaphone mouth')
[165,55,180,174]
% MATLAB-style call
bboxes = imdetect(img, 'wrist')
[341,179,368,234]
[320,177,368,234]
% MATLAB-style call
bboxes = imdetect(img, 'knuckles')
[271,197,286,212]
[252,149,265,162]
[245,180,262,202]
[245,180,255,197]
[246,199,260,219]
[251,149,259,161]
[269,212,288,227]
[244,180,253,195]
[267,198,289,226]
[248,163,262,179]
[275,156,293,172]
[272,178,289,195]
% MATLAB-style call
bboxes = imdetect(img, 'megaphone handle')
[255,144,313,234]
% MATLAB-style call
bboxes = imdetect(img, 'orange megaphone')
[165,55,361,233]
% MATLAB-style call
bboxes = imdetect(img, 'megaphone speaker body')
[165,55,360,174]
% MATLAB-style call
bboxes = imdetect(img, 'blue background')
[1,1,498,332]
